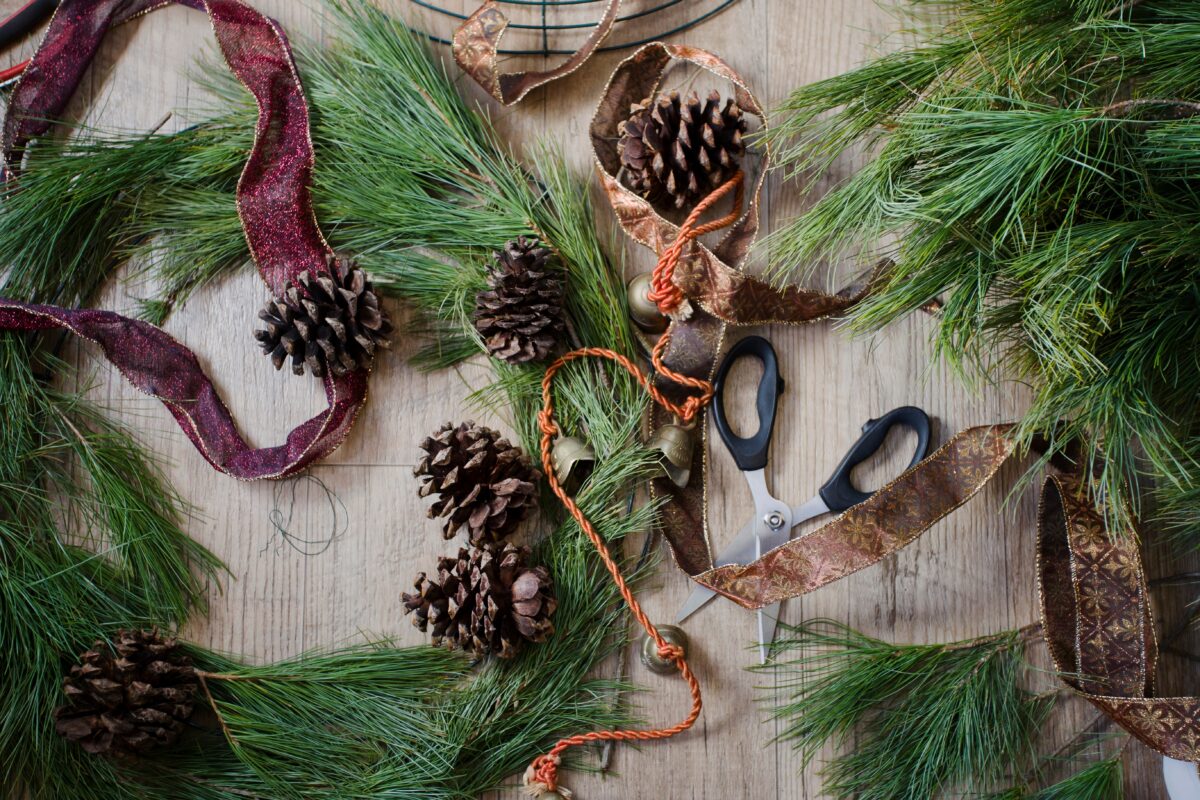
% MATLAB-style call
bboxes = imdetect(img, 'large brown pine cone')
[255,254,393,378]
[473,237,565,364]
[618,89,747,210]
[402,543,556,659]
[54,630,199,757]
[415,421,540,546]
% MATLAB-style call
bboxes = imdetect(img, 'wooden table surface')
[5,0,1191,796]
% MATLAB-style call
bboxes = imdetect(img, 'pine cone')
[618,89,747,210]
[415,421,540,546]
[402,543,556,658]
[54,630,199,757]
[255,254,393,378]
[473,237,565,364]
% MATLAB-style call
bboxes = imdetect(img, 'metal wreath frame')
[409,0,743,55]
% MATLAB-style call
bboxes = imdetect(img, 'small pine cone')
[402,543,556,658]
[618,89,747,210]
[255,254,393,378]
[415,421,540,546]
[473,237,565,364]
[54,629,199,757]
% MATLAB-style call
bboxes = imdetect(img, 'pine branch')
[764,0,1200,537]
[758,620,1053,799]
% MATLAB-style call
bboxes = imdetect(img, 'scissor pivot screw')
[640,625,689,675]
[764,511,786,530]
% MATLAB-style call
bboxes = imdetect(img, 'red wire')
[0,58,29,83]
[0,0,56,84]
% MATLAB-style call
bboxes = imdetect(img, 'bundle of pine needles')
[0,2,654,797]
[764,0,1200,542]
[759,620,1053,798]
[761,621,1125,799]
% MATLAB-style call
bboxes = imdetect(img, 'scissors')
[676,335,933,663]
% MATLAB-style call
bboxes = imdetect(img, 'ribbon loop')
[0,0,365,480]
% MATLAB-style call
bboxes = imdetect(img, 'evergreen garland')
[0,2,655,796]
[763,0,1200,540]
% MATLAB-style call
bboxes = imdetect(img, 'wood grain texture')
[1,0,1190,796]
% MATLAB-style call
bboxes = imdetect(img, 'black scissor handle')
[712,336,785,472]
[818,406,932,513]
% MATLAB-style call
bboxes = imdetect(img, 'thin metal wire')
[409,0,741,56]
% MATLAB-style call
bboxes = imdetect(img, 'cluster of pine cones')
[407,421,555,658]
[618,89,747,211]
[54,630,198,757]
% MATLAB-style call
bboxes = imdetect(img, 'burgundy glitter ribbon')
[0,0,367,480]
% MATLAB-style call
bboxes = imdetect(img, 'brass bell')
[627,273,668,333]
[646,423,695,488]
[640,625,689,675]
[550,435,596,494]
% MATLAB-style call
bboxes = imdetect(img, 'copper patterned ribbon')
[453,0,621,106]
[0,0,366,480]
[1038,478,1200,763]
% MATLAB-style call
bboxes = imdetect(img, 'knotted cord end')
[523,754,571,798]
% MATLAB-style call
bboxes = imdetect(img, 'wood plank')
[0,0,1188,796]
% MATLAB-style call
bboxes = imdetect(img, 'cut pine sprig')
[757,620,1052,799]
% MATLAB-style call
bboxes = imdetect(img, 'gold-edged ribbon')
[453,0,621,106]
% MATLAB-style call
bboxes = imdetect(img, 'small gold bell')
[550,436,596,494]
[627,273,668,333]
[640,625,689,675]
[646,423,695,488]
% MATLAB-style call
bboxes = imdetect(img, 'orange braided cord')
[524,176,746,796]
[529,345,704,796]
[647,170,746,315]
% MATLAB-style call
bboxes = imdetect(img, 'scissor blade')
[676,584,718,624]
[676,516,759,623]
[792,495,832,527]
[710,516,762,567]
[757,602,781,664]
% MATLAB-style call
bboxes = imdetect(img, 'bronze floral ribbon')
[692,425,1018,604]
[589,42,875,575]
[1038,477,1200,763]
[0,0,365,480]
[453,0,621,106]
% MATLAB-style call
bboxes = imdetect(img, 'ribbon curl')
[589,42,877,575]
[0,0,365,480]
[453,0,621,107]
